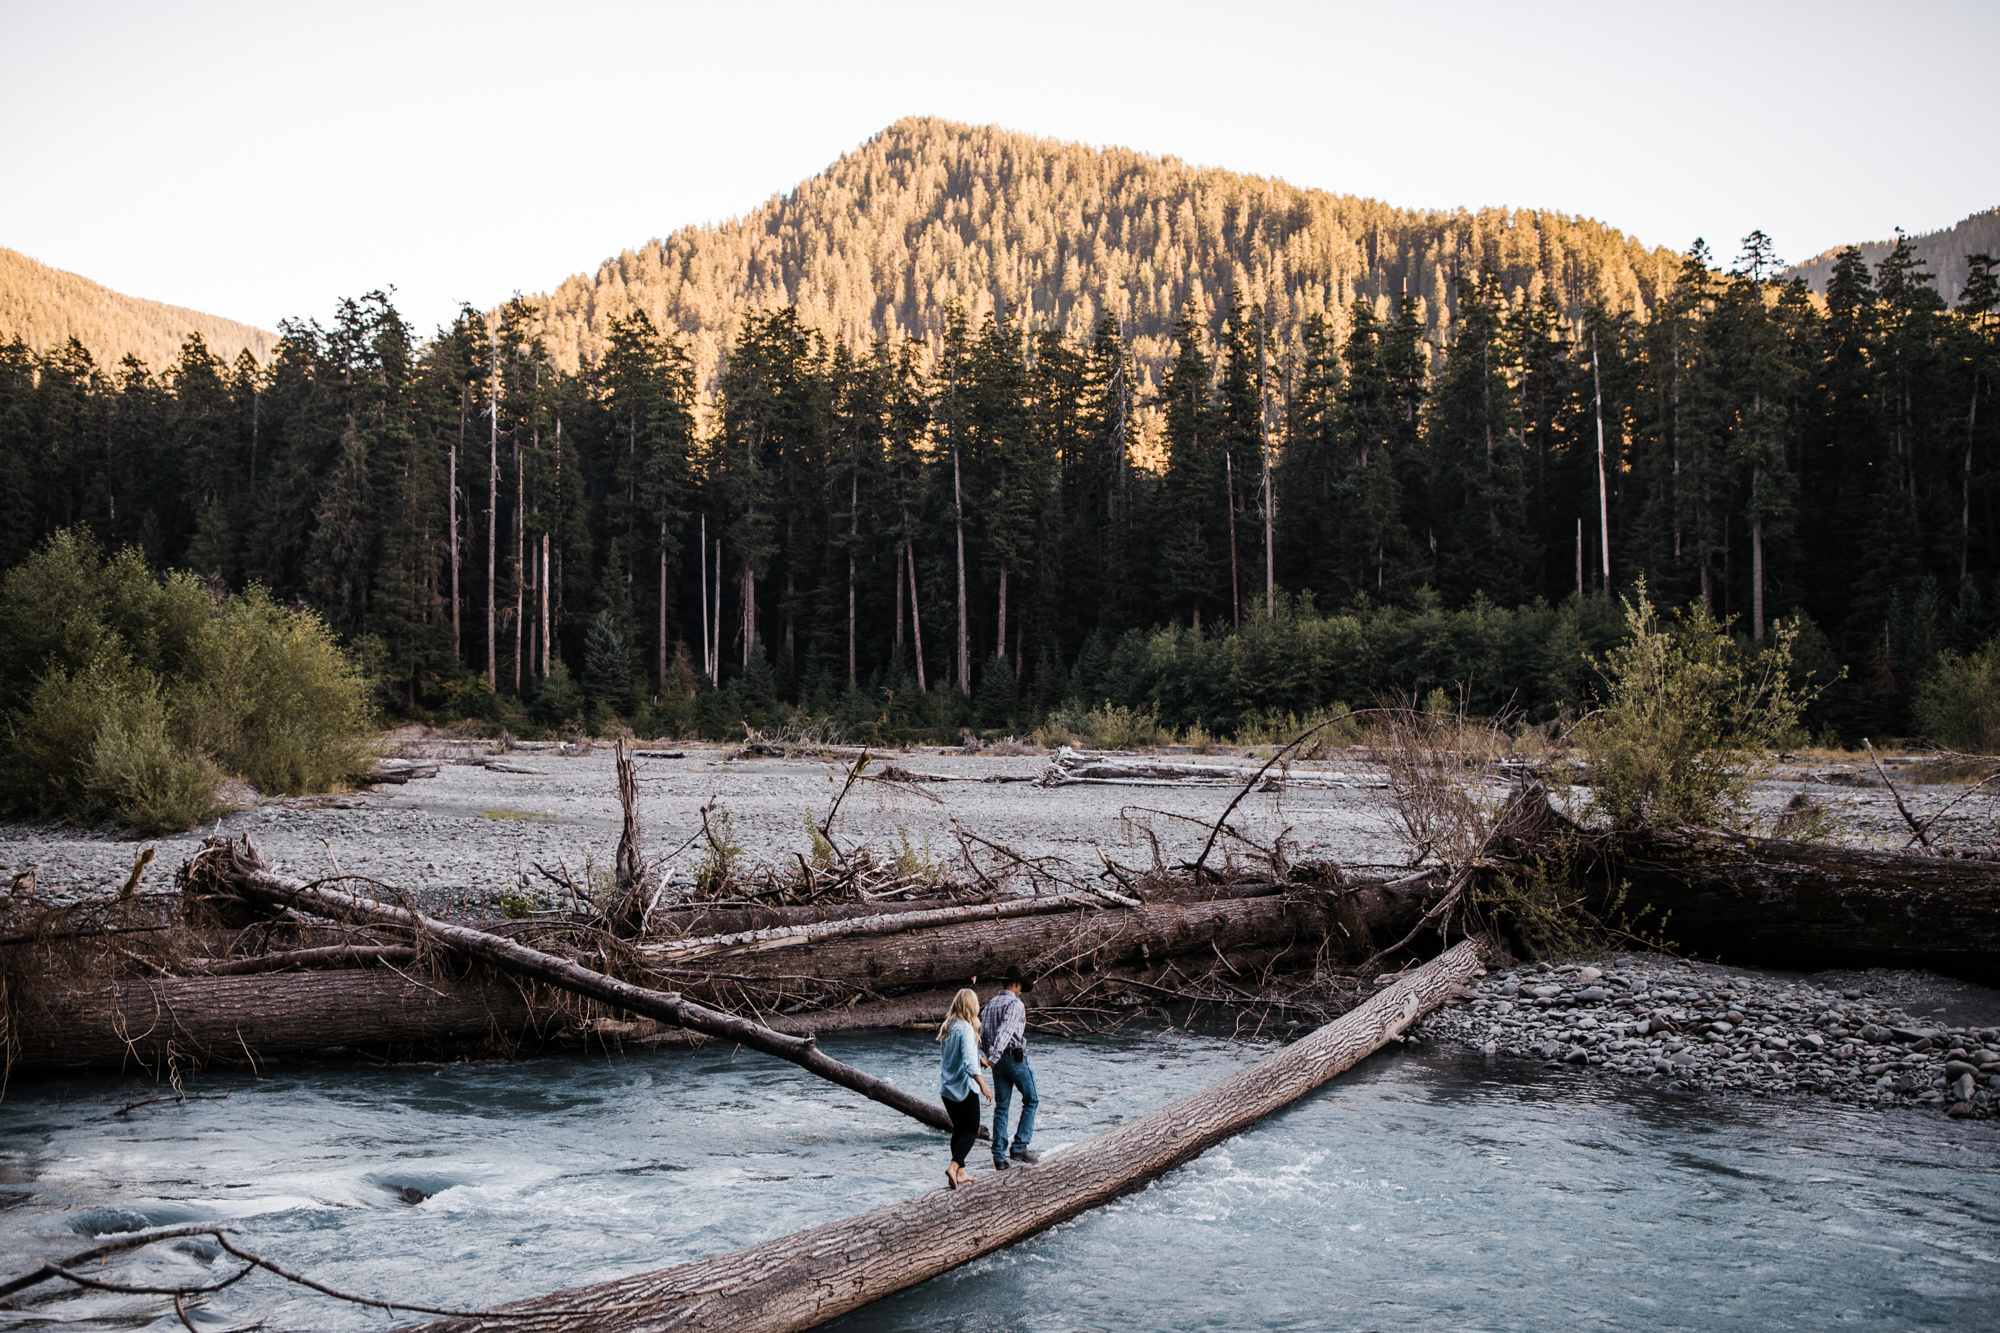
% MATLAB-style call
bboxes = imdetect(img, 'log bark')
[9,969,538,1075]
[196,944,417,975]
[1591,831,2000,984]
[648,895,1102,963]
[184,837,958,1133]
[643,885,1426,1005]
[414,939,1487,1333]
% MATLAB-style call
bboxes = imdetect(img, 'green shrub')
[0,529,373,830]
[86,694,223,835]
[1913,639,2000,753]
[171,586,374,795]
[1033,701,1170,750]
[1578,584,1809,830]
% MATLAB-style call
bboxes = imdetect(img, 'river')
[4,1028,1996,1330]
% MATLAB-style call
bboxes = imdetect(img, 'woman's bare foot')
[946,1163,972,1189]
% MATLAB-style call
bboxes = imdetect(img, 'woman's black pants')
[944,1091,980,1166]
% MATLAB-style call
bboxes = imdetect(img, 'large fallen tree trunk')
[9,969,540,1076]
[414,938,1487,1333]
[1589,830,2000,984]
[181,836,958,1133]
[640,881,1437,1005]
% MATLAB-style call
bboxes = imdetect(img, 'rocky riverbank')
[1419,954,2000,1119]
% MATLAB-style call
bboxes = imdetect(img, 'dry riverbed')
[5,741,1990,904]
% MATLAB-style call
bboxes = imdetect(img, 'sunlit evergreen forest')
[0,246,276,372]
[3,214,1995,747]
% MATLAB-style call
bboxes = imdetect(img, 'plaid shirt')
[979,988,1027,1062]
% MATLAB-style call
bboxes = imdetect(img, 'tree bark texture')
[413,940,1487,1333]
[9,969,538,1076]
[639,887,1421,1007]
[1590,832,2000,984]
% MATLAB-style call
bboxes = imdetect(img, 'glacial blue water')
[2,1030,1996,1331]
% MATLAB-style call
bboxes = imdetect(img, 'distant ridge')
[1783,208,2000,305]
[526,116,1679,391]
[0,247,277,371]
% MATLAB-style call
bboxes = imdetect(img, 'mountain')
[0,247,276,371]
[525,117,1679,391]
[1783,207,2000,306]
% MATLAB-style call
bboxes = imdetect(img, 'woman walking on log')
[938,987,991,1189]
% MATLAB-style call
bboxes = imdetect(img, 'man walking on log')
[980,968,1039,1168]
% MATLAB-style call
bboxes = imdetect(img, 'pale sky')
[4,0,1994,339]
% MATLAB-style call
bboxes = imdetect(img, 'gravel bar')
[1421,954,2000,1120]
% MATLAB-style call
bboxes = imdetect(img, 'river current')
[3,1028,1996,1331]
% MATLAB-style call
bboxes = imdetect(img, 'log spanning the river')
[180,835,958,1133]
[1590,829,2000,984]
[414,938,1488,1333]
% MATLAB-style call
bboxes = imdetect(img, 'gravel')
[1419,955,2000,1120]
[0,746,1411,908]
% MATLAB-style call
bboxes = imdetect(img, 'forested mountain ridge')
[5,121,1997,757]
[1786,208,2000,308]
[526,117,1679,395]
[0,247,276,370]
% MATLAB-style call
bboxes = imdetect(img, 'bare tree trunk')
[893,543,905,652]
[1965,370,1980,582]
[1259,307,1275,617]
[514,413,525,693]
[1592,330,1611,597]
[907,537,927,693]
[742,534,755,670]
[699,514,710,683]
[413,942,1487,1333]
[487,363,498,689]
[953,443,969,694]
[848,465,859,687]
[1225,448,1240,629]
[1752,464,1766,641]
[451,387,463,663]
[995,566,1008,661]
[540,532,550,678]
[668,520,676,688]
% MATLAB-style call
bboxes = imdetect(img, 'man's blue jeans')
[990,1051,1038,1162]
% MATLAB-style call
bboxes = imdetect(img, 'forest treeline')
[1,227,1996,747]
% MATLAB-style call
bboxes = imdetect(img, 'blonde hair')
[936,986,980,1041]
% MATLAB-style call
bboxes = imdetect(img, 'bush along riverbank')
[1420,955,2000,1119]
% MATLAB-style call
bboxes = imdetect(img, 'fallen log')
[196,944,417,975]
[641,883,1431,1005]
[1591,830,2000,983]
[1038,745,1366,789]
[414,938,1487,1333]
[648,894,1102,963]
[8,969,539,1075]
[180,836,958,1133]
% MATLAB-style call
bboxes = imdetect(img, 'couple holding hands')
[936,969,1038,1189]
